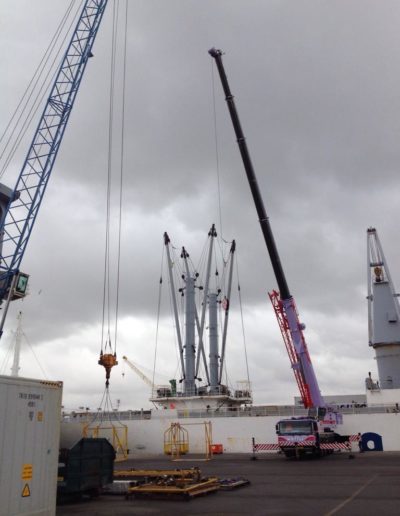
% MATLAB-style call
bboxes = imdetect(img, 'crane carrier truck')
[209,47,350,458]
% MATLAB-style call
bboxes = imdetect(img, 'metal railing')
[176,403,400,419]
[61,403,400,422]
[150,386,252,399]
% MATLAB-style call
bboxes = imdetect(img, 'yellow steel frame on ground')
[127,476,220,499]
[83,422,129,461]
[164,423,189,457]
[114,468,201,481]
[164,421,212,460]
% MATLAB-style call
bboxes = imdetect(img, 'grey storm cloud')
[0,0,399,408]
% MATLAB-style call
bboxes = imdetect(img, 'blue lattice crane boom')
[0,0,109,305]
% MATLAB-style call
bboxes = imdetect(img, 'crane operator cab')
[0,184,29,302]
[309,405,343,427]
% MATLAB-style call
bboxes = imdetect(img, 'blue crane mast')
[0,0,109,306]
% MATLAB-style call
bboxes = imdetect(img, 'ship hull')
[61,409,399,454]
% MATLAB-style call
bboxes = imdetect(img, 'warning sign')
[22,484,30,497]
[21,464,33,480]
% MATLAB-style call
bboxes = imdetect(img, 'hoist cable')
[101,0,120,353]
[23,331,48,379]
[166,265,182,381]
[0,1,82,178]
[113,0,129,354]
[170,246,184,279]
[168,245,186,380]
[152,241,165,393]
[0,332,14,374]
[212,243,221,293]
[235,255,251,385]
[196,232,211,281]
[89,386,108,425]
[211,61,224,239]
[0,0,77,156]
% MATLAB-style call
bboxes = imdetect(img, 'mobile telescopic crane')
[0,1,109,341]
[209,48,345,457]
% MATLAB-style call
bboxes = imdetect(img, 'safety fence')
[62,404,399,422]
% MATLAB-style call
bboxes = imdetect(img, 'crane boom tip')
[208,47,223,58]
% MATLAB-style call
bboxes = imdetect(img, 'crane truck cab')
[276,407,343,458]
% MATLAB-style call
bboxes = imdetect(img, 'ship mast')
[10,311,23,377]
[164,232,186,379]
[152,227,252,410]
[181,247,197,396]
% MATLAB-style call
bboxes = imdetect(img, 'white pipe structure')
[10,311,23,377]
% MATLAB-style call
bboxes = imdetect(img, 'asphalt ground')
[56,451,400,515]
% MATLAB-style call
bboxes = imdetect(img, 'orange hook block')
[98,352,118,387]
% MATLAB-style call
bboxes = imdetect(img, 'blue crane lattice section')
[0,0,108,300]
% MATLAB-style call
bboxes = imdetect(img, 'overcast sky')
[1,0,399,411]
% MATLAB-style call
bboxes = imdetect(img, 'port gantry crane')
[209,48,344,456]
[0,1,109,335]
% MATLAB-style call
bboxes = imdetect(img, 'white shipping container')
[0,375,62,516]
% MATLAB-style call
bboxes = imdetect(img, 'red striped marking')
[253,436,357,453]
[253,443,280,451]
[320,442,351,450]
[279,441,316,447]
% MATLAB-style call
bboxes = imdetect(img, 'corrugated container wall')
[0,375,62,516]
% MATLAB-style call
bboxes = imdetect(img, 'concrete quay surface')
[56,451,400,515]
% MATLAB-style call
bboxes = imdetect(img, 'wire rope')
[196,231,211,278]
[22,331,48,379]
[235,255,251,386]
[169,244,186,380]
[212,241,221,293]
[0,1,83,178]
[166,259,183,382]
[0,0,77,157]
[101,0,120,354]
[0,332,14,374]
[152,241,165,394]
[113,0,129,354]
[211,61,224,239]
[170,245,184,280]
